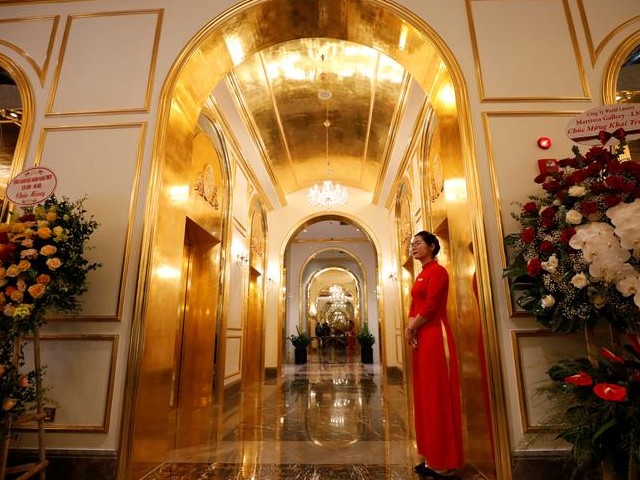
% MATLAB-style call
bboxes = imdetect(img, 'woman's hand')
[404,318,418,347]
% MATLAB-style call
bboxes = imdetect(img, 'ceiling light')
[307,101,348,209]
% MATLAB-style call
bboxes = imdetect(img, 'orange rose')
[5,265,20,277]
[39,245,57,256]
[46,212,57,222]
[46,258,62,270]
[11,223,26,233]
[4,286,15,296]
[9,290,23,303]
[36,274,51,284]
[0,365,5,376]
[3,305,15,317]
[37,227,52,239]
[3,398,16,411]
[27,284,45,299]
[17,260,30,271]
[0,267,6,279]
[0,224,10,233]
[19,376,29,388]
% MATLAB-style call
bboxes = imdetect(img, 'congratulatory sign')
[566,104,640,146]
[6,166,57,206]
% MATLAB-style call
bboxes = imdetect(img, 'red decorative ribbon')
[572,127,640,143]
[598,127,627,145]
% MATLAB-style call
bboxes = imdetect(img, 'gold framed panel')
[19,334,118,433]
[511,328,610,433]
[32,122,146,322]
[45,10,163,117]
[0,16,59,86]
[465,0,590,102]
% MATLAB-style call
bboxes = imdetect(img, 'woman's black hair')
[415,231,440,257]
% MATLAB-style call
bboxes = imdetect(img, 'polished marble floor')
[143,350,490,480]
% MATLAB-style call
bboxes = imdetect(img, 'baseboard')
[8,449,117,480]
[510,450,586,480]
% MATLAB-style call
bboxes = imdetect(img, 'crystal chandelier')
[328,284,348,308]
[307,103,348,208]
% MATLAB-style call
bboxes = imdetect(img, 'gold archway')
[120,2,508,479]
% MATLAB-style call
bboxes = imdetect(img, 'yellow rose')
[27,284,45,299]
[39,244,57,256]
[46,258,62,270]
[37,227,52,239]
[45,212,57,222]
[52,226,64,237]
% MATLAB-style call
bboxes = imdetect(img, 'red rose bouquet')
[504,143,640,333]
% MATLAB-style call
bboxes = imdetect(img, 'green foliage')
[356,322,375,347]
[541,342,640,478]
[288,326,311,348]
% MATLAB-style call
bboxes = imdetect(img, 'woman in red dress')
[404,231,464,478]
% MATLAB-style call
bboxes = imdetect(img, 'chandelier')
[328,284,348,308]
[307,100,348,209]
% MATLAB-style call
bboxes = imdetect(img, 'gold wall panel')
[34,123,146,321]
[466,0,590,101]
[46,10,163,116]
[482,111,581,316]
[20,334,118,433]
[577,0,640,66]
[0,16,59,86]
[512,330,594,433]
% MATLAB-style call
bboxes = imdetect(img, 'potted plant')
[541,339,640,480]
[356,322,375,364]
[288,327,311,364]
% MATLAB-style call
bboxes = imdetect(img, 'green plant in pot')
[288,327,311,364]
[356,323,375,364]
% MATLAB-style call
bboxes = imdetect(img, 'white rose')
[542,255,559,273]
[565,209,583,225]
[568,186,586,197]
[570,273,589,289]
[541,295,556,308]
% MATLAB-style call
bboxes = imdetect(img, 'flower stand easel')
[0,330,47,480]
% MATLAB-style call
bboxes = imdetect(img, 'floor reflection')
[144,352,487,479]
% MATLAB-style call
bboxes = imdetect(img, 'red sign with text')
[6,167,57,206]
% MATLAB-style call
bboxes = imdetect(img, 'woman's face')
[411,236,434,262]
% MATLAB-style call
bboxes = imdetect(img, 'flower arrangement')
[542,338,640,479]
[0,195,99,437]
[504,143,640,333]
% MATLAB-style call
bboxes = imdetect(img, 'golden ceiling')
[225,37,415,197]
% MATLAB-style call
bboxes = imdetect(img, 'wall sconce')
[236,252,248,266]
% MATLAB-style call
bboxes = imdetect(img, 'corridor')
[144,351,486,480]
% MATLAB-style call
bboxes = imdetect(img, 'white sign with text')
[6,166,57,206]
[566,103,640,145]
